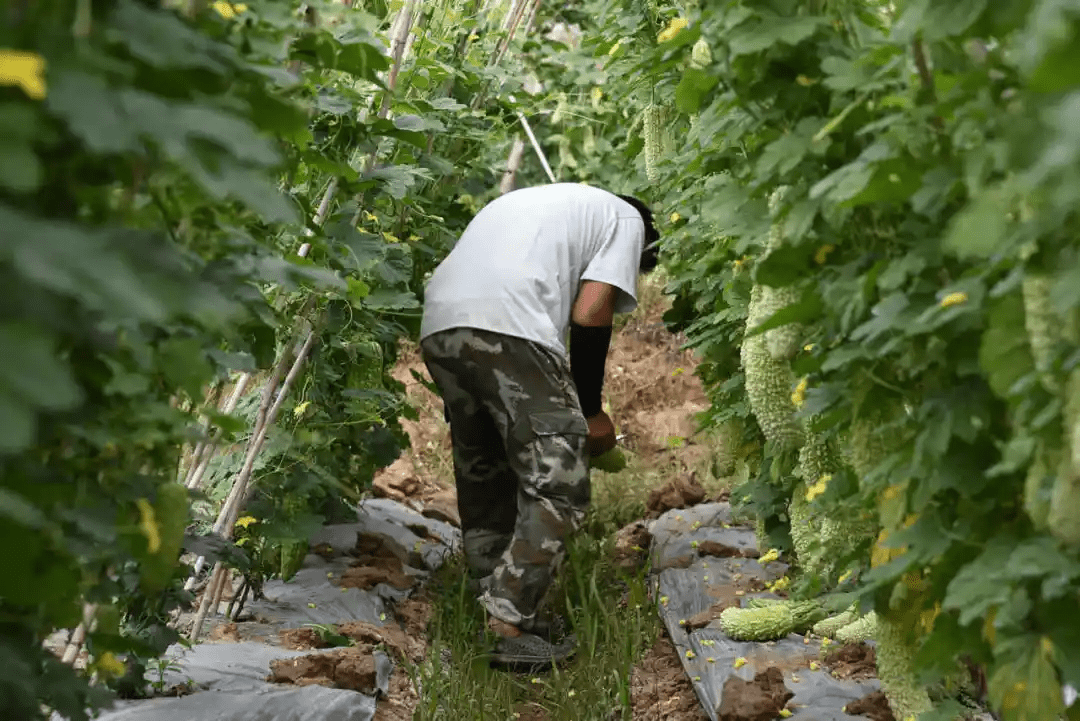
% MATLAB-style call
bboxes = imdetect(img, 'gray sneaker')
[489,631,577,672]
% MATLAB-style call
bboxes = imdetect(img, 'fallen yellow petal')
[212,1,246,18]
[0,49,47,100]
[791,376,809,409]
[805,475,830,501]
[657,17,689,43]
[939,291,968,308]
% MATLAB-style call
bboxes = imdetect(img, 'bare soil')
[630,637,710,721]
[717,667,793,721]
[824,643,878,682]
[844,690,896,721]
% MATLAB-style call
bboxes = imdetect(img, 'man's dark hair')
[616,194,661,273]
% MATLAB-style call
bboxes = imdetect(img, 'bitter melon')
[812,608,859,638]
[718,600,827,641]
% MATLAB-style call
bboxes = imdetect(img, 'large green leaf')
[727,15,826,57]
[979,290,1036,400]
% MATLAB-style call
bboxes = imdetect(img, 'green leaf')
[0,487,47,529]
[363,289,419,311]
[0,103,42,193]
[755,118,823,179]
[0,391,37,454]
[942,536,1016,625]
[893,0,989,42]
[0,323,83,412]
[674,68,719,115]
[842,157,923,207]
[727,15,826,57]
[979,290,1036,400]
[754,243,815,287]
[988,635,1066,721]
[943,184,1016,259]
[107,1,234,73]
[158,337,214,400]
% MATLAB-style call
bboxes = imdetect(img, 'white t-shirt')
[419,183,644,356]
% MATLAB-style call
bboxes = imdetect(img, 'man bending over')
[418,182,660,668]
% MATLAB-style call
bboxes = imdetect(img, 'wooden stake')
[60,603,96,666]
[188,329,318,641]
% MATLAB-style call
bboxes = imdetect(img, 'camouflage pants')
[420,328,590,631]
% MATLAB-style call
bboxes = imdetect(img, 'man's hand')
[585,410,617,457]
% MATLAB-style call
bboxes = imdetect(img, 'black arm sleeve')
[568,321,613,418]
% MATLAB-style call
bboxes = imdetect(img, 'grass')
[408,516,661,721]
[404,443,735,721]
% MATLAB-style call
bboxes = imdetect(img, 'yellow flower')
[758,548,780,565]
[791,376,808,408]
[136,498,161,554]
[670,212,681,223]
[93,652,127,681]
[814,244,835,264]
[803,343,816,352]
[212,2,247,19]
[733,656,747,669]
[0,49,47,100]
[234,515,258,529]
[939,291,968,308]
[293,400,311,417]
[685,649,696,659]
[657,17,689,43]
[809,661,821,671]
[805,474,831,501]
[780,710,793,718]
[838,569,853,584]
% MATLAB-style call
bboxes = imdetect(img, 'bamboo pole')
[517,108,557,183]
[187,329,319,641]
[60,603,96,666]
[499,137,527,193]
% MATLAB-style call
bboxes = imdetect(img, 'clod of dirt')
[279,627,330,651]
[630,637,709,721]
[717,667,794,721]
[420,489,460,527]
[645,472,707,518]
[844,690,896,721]
[208,622,241,643]
[339,565,414,591]
[824,643,878,681]
[696,540,758,559]
[338,620,416,662]
[394,596,433,641]
[373,465,424,501]
[269,646,379,694]
[336,536,415,591]
[683,599,739,631]
[613,520,654,572]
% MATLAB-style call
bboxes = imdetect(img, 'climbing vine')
[570,0,1080,718]
[0,0,560,717]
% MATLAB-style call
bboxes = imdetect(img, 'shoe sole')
[488,647,576,672]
